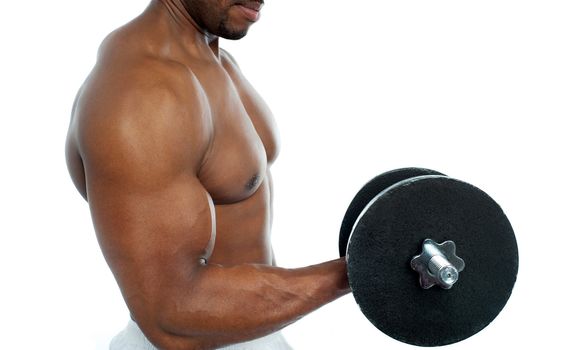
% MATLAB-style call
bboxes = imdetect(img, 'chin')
[222,31,249,40]
[217,24,250,40]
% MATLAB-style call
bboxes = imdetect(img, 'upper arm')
[77,59,215,327]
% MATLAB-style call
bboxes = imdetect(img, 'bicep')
[77,71,215,321]
[86,159,216,315]
[88,171,215,269]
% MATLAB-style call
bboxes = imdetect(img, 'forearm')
[152,258,350,349]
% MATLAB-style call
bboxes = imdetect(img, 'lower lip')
[235,5,260,22]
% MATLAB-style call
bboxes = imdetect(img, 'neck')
[154,0,220,51]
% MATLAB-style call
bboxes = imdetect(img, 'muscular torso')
[66,1,279,267]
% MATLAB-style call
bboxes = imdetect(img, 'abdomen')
[210,180,273,265]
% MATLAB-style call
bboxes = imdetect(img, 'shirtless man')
[65,0,351,349]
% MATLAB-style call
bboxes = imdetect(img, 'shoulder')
[75,42,212,173]
[82,24,211,127]
[96,29,205,100]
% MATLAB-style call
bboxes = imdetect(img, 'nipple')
[246,174,261,191]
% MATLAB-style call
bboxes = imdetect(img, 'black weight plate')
[347,176,518,347]
[339,168,445,257]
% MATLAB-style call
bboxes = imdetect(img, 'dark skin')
[66,0,350,349]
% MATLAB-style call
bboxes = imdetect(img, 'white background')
[1,0,579,349]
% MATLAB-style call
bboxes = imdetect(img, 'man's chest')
[191,61,280,204]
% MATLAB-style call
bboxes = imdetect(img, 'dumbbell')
[339,168,519,347]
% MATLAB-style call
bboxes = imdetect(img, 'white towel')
[110,319,293,350]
